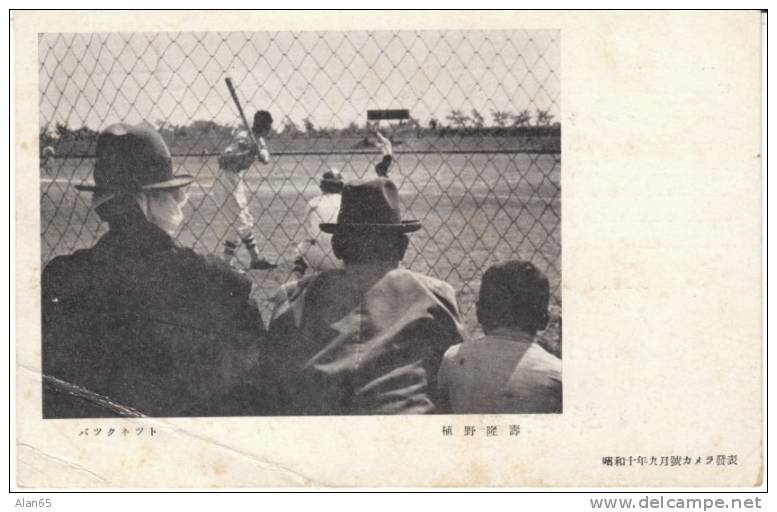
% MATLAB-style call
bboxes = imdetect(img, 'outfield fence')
[38,30,561,345]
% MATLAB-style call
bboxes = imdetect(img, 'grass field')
[41,151,562,353]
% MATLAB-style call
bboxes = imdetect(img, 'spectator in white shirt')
[437,260,561,414]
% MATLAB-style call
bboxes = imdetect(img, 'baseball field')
[41,150,561,353]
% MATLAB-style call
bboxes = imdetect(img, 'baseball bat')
[225,77,262,152]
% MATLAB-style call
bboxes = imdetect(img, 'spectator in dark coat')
[42,123,268,418]
[266,178,466,415]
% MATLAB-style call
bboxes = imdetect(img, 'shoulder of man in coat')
[392,268,460,308]
[173,247,255,299]
[268,273,322,325]
[41,248,96,303]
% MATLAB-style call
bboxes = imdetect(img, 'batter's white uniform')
[296,192,342,271]
[215,131,259,240]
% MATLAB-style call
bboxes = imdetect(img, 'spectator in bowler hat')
[41,122,268,418]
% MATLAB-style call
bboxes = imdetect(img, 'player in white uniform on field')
[291,131,396,276]
[215,110,277,270]
[41,131,59,176]
[292,168,344,275]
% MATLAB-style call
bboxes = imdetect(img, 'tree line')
[40,108,559,150]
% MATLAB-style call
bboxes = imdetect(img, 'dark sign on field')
[367,109,410,121]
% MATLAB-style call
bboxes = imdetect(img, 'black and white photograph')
[38,29,562,418]
[14,10,764,491]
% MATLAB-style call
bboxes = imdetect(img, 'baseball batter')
[215,110,276,270]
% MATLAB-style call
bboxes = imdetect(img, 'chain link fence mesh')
[38,30,561,350]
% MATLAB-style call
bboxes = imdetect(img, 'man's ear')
[537,310,550,332]
[331,233,345,260]
[394,234,410,259]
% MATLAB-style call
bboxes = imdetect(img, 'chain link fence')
[38,30,561,350]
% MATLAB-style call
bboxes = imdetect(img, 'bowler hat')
[320,178,420,234]
[75,123,193,193]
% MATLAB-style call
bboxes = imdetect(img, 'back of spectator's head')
[476,260,550,335]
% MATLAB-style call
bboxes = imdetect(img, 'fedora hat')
[320,178,420,234]
[75,123,193,193]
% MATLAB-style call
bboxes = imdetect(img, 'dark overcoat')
[266,264,467,415]
[41,218,268,418]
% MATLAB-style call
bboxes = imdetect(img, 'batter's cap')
[252,110,274,134]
